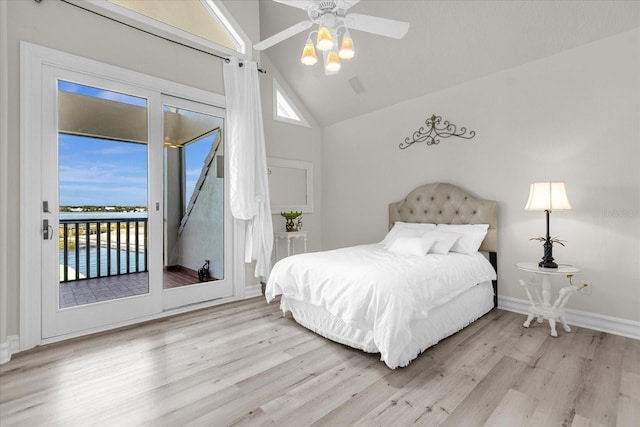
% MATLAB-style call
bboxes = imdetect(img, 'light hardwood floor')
[1,297,638,426]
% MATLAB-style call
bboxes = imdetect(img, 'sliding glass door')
[38,66,232,339]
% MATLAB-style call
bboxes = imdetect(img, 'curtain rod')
[53,0,266,74]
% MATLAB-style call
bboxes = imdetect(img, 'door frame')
[19,42,247,351]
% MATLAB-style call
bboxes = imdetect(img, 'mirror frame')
[267,157,314,214]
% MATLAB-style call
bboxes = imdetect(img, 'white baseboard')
[0,335,20,365]
[498,296,640,340]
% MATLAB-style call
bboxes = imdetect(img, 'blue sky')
[58,80,217,208]
[184,132,218,208]
[58,134,148,206]
[58,80,148,206]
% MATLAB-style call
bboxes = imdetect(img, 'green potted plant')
[280,211,302,232]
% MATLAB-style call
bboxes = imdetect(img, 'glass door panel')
[162,99,231,308]
[57,80,149,308]
[41,67,161,340]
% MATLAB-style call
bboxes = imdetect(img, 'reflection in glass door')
[162,99,231,308]
[57,80,149,308]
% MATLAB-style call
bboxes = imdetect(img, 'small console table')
[274,231,307,260]
[517,262,581,337]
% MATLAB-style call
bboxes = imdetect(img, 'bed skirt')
[279,281,494,368]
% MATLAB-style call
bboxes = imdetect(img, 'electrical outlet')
[580,280,591,295]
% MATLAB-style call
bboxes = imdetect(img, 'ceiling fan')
[254,0,410,74]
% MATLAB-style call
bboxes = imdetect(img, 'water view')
[58,211,148,282]
[60,211,148,221]
[59,247,146,279]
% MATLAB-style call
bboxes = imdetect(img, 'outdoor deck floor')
[59,273,149,308]
[59,269,207,308]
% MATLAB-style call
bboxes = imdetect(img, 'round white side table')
[516,262,581,337]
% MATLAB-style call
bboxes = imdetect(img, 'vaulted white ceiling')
[257,0,640,126]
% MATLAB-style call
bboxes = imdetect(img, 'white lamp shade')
[300,42,317,65]
[325,50,341,72]
[524,182,572,211]
[339,33,355,59]
[316,26,333,51]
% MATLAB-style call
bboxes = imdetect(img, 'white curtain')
[223,57,273,279]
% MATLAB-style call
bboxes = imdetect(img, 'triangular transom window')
[86,0,248,57]
[273,79,310,127]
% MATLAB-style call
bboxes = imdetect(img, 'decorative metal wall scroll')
[400,114,476,150]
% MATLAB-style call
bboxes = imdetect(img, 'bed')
[265,183,498,369]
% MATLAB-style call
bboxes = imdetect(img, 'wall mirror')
[267,157,314,213]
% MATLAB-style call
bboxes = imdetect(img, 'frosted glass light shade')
[300,42,317,65]
[316,26,333,51]
[339,33,355,59]
[325,51,341,72]
[525,182,572,211]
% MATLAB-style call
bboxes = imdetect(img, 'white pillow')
[436,224,489,255]
[380,222,437,249]
[387,236,435,256]
[423,230,461,255]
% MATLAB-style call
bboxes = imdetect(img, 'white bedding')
[265,244,497,369]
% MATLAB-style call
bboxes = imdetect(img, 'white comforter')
[265,244,497,368]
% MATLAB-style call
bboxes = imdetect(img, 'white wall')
[179,155,225,279]
[322,29,640,323]
[0,0,11,356]
[261,55,324,252]
[164,148,182,267]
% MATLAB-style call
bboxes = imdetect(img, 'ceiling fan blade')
[345,13,410,39]
[273,0,320,11]
[254,21,314,50]
[334,0,360,9]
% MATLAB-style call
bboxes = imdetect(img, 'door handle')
[43,219,53,240]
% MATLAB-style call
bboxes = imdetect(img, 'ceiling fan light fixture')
[300,40,318,65]
[316,26,333,51]
[325,50,341,72]
[339,30,355,59]
[253,1,409,77]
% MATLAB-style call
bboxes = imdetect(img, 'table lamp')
[524,182,572,268]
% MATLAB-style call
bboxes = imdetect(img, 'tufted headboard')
[388,183,498,307]
[388,182,498,253]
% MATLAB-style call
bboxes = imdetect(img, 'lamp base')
[539,239,558,269]
[538,239,558,268]
[539,260,558,269]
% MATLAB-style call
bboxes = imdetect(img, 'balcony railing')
[59,217,148,282]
